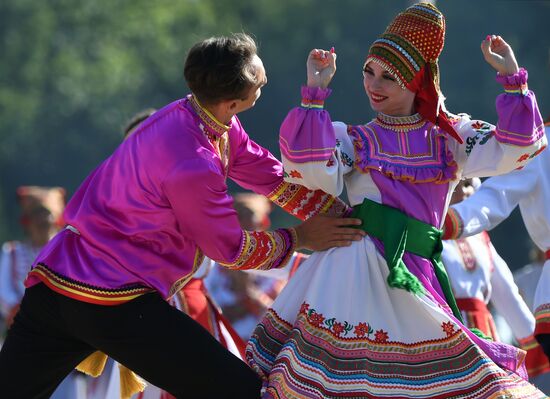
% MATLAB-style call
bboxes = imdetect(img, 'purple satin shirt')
[26,96,298,301]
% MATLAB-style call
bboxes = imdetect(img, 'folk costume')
[0,242,40,325]
[515,256,550,391]
[0,186,65,324]
[442,231,550,378]
[0,187,88,399]
[246,3,548,398]
[0,92,348,399]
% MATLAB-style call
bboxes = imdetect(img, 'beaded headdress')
[365,2,462,143]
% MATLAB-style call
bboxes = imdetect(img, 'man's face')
[232,55,267,114]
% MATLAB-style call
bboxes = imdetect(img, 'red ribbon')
[406,64,463,144]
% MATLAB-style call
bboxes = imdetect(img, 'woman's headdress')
[365,2,462,143]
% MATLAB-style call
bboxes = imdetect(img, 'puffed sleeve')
[448,68,546,179]
[162,159,296,271]
[229,116,350,220]
[279,86,356,196]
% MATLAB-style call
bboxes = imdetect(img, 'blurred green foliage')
[0,0,548,268]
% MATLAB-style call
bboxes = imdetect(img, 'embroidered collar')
[188,94,231,139]
[374,112,426,132]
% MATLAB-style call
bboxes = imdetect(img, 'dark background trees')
[1,0,548,269]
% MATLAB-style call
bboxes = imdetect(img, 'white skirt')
[246,237,545,398]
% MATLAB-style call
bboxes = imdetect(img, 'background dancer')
[442,178,549,380]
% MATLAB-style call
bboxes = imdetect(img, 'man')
[442,179,549,379]
[0,33,363,398]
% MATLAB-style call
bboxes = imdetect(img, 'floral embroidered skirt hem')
[246,238,547,399]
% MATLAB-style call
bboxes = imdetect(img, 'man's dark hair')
[184,33,259,105]
[123,108,157,139]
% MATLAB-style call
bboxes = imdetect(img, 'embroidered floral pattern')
[247,305,546,399]
[299,302,387,340]
[354,322,373,337]
[516,145,547,164]
[332,322,345,336]
[310,312,326,327]
[442,321,456,337]
[289,170,303,179]
[340,151,354,167]
[531,145,547,158]
[445,112,462,124]
[374,329,389,343]
[465,121,495,156]
[470,121,485,131]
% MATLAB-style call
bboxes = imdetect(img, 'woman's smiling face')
[363,61,415,116]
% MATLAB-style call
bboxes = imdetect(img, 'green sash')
[351,198,464,323]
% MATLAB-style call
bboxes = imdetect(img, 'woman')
[246,3,547,398]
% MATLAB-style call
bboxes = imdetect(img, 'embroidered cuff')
[270,228,297,270]
[535,303,550,336]
[300,86,332,109]
[268,181,344,221]
[442,207,463,240]
[219,229,296,271]
[517,335,539,351]
[517,335,550,377]
[496,67,528,96]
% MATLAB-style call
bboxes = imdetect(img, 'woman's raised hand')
[307,48,337,89]
[480,35,519,76]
